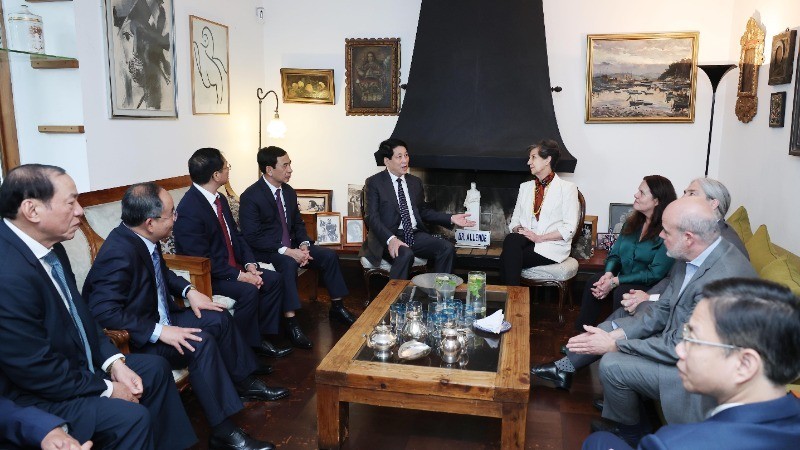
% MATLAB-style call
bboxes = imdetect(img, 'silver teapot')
[439,327,462,363]
[401,310,428,342]
[366,324,397,359]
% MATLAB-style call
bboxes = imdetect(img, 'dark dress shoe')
[236,377,290,401]
[560,344,568,355]
[254,340,293,358]
[530,362,573,390]
[330,303,357,326]
[590,419,643,447]
[593,398,604,412]
[286,322,313,349]
[252,362,273,376]
[209,427,275,450]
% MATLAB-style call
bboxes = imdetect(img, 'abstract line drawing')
[190,16,230,114]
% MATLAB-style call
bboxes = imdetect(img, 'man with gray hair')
[683,177,747,258]
[532,197,756,444]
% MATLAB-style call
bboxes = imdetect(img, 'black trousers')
[498,232,556,286]
[261,245,349,306]
[574,271,649,331]
[212,269,284,345]
[383,230,454,280]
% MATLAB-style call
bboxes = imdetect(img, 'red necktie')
[214,197,242,270]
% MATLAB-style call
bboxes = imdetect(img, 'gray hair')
[678,212,721,244]
[691,177,731,219]
[121,182,164,227]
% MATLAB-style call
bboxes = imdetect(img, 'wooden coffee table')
[316,280,530,448]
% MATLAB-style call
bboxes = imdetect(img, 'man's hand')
[387,237,408,259]
[621,289,650,314]
[451,213,476,228]
[566,325,620,355]
[186,289,224,318]
[109,359,143,400]
[285,248,312,267]
[238,271,264,288]
[158,325,203,355]
[246,264,263,277]
[110,381,139,403]
[41,427,92,450]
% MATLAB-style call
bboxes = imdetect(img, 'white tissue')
[475,309,504,333]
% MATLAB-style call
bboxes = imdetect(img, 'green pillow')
[761,256,800,296]
[746,225,780,275]
[727,206,753,243]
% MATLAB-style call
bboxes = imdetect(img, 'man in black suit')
[173,148,300,352]
[0,164,195,450]
[239,146,356,327]
[1,395,90,449]
[84,183,288,450]
[361,138,475,279]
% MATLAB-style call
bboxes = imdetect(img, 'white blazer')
[507,175,580,263]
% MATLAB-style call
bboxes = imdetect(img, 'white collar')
[125,223,157,254]
[262,175,282,195]
[3,218,51,259]
[193,182,219,206]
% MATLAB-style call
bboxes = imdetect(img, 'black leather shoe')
[254,340,293,358]
[593,398,604,412]
[590,419,642,447]
[286,322,313,349]
[236,377,290,402]
[252,362,273,376]
[530,362,573,390]
[330,303,357,326]
[209,427,275,450]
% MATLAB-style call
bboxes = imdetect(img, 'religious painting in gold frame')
[344,38,400,116]
[735,17,766,123]
[585,32,699,123]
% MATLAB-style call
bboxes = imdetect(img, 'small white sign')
[455,229,491,248]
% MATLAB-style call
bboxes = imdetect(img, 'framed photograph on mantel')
[343,216,365,247]
[586,32,699,123]
[103,0,178,118]
[608,203,634,233]
[345,38,400,116]
[296,189,332,214]
[280,68,335,105]
[190,15,229,114]
[316,212,341,246]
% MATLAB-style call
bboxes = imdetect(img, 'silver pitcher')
[366,324,397,359]
[401,309,428,342]
[439,327,462,363]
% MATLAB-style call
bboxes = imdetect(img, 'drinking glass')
[467,271,487,317]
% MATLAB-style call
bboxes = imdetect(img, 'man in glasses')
[583,278,800,449]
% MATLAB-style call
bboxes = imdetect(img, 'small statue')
[463,182,480,231]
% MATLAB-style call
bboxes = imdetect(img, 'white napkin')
[475,309,504,333]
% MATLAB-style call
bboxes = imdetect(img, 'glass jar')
[467,271,487,317]
[7,5,45,54]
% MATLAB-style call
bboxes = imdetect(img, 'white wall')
[73,0,266,191]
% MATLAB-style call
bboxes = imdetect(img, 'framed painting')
[608,203,634,233]
[345,38,400,116]
[190,16,229,114]
[280,68,335,105]
[769,92,786,128]
[296,189,332,214]
[103,0,178,118]
[572,215,598,260]
[347,184,364,217]
[791,45,800,156]
[316,212,341,245]
[585,32,699,123]
[767,29,796,86]
[343,216,365,247]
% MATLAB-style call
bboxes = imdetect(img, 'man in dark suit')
[531,197,757,443]
[84,183,288,450]
[360,138,475,279]
[239,146,356,327]
[583,278,800,450]
[173,148,299,352]
[0,164,195,450]
[1,395,91,449]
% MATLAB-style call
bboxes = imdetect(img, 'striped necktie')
[396,177,414,246]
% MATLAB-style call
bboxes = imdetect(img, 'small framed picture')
[584,215,599,248]
[280,68,335,105]
[572,215,599,259]
[296,189,332,214]
[343,216,365,247]
[347,184,364,217]
[608,203,634,233]
[315,212,341,245]
[598,233,620,252]
[768,29,797,86]
[770,92,787,127]
[190,15,230,114]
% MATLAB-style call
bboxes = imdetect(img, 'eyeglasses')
[152,211,177,221]
[680,323,741,351]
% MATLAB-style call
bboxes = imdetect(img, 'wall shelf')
[38,125,84,134]
[0,48,78,69]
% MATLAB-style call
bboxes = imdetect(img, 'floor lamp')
[257,88,286,148]
[698,64,736,177]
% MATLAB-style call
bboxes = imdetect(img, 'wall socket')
[256,7,265,22]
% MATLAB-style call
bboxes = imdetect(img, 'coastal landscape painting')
[586,32,699,123]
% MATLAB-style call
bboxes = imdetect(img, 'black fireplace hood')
[388,0,576,173]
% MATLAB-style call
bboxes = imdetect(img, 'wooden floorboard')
[183,262,605,449]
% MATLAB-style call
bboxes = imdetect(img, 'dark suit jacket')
[83,224,190,349]
[360,170,452,265]
[239,178,311,258]
[0,221,120,407]
[639,395,800,449]
[0,396,64,448]
[174,185,257,281]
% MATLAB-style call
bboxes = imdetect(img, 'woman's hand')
[591,272,614,299]
[518,228,542,243]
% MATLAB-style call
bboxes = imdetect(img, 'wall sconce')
[257,88,286,147]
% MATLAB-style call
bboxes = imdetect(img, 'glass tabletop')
[354,285,510,372]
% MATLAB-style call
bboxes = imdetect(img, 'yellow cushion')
[745,225,780,275]
[727,206,753,243]
[760,256,800,296]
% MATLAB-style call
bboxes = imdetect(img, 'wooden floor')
[184,263,605,450]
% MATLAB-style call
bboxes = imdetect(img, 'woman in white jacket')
[499,140,579,286]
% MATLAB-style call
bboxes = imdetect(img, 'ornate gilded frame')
[344,38,400,116]
[735,18,766,123]
[280,68,335,105]
[585,32,699,123]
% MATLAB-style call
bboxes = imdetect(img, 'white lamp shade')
[266,118,286,138]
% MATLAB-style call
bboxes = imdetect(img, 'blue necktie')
[43,251,94,373]
[150,248,172,325]
[396,177,414,246]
